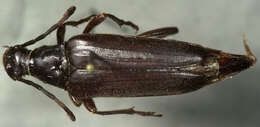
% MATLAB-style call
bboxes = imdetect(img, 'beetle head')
[3,46,30,80]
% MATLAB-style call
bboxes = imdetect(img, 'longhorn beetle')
[2,6,257,121]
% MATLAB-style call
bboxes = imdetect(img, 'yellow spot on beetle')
[86,64,95,73]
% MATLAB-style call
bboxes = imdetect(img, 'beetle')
[2,6,257,121]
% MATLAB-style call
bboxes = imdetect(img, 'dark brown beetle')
[2,6,257,121]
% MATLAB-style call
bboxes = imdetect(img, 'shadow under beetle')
[2,6,257,121]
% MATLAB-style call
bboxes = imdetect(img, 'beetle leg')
[56,25,66,44]
[18,78,76,121]
[58,12,137,43]
[137,27,179,38]
[55,14,97,44]
[63,15,96,26]
[56,13,111,44]
[83,98,97,113]
[82,13,139,34]
[83,98,162,117]
[21,6,76,47]
[68,93,82,107]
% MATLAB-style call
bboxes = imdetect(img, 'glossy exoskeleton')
[2,6,257,121]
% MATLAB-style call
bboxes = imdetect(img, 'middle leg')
[56,14,97,44]
[56,13,139,43]
[82,13,139,34]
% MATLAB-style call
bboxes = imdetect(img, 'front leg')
[83,98,162,117]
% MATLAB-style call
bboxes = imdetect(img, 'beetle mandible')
[2,6,257,121]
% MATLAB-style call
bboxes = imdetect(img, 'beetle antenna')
[18,78,76,121]
[21,6,76,47]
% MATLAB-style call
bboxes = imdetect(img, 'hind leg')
[83,98,162,117]
[82,13,139,34]
[137,27,178,38]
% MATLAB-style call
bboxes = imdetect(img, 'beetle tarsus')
[83,98,162,117]
[93,106,163,117]
[83,13,139,34]
[63,15,96,27]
